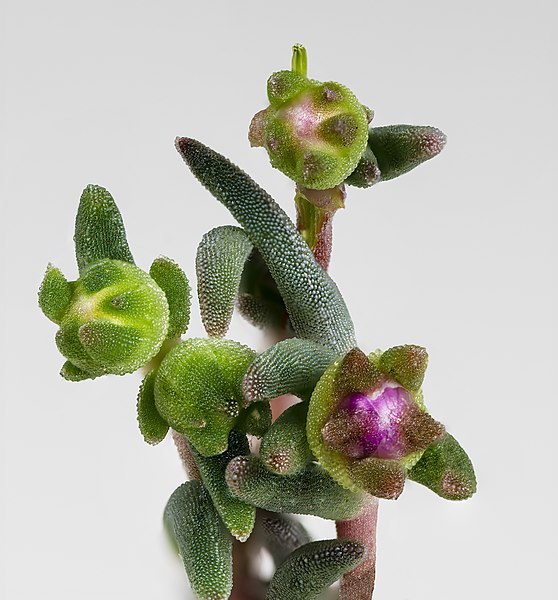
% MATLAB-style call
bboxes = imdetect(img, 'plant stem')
[336,498,379,600]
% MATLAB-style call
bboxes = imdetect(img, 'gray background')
[1,0,556,598]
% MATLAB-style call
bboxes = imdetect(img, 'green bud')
[367,125,446,181]
[164,481,233,600]
[408,432,477,500]
[38,264,73,324]
[154,338,255,456]
[149,257,191,338]
[51,259,169,379]
[137,370,169,445]
[249,49,369,189]
[189,431,256,542]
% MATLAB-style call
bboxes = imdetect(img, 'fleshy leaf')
[236,401,272,438]
[260,511,311,565]
[189,431,256,542]
[259,403,312,475]
[367,125,446,181]
[344,146,381,188]
[347,457,406,499]
[60,360,94,381]
[408,432,477,500]
[225,456,366,520]
[164,481,233,600]
[38,264,72,324]
[175,138,356,354]
[74,184,134,273]
[238,248,288,331]
[154,338,255,456]
[137,370,169,445]
[378,344,428,392]
[243,338,336,404]
[149,257,191,338]
[266,539,365,600]
[196,226,253,337]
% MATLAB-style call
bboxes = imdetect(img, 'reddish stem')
[336,499,379,600]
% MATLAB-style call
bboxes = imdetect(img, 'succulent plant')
[38,45,475,600]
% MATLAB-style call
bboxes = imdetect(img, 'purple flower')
[322,382,443,461]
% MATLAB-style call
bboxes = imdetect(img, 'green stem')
[291,44,308,77]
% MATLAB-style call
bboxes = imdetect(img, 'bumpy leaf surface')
[225,456,366,520]
[154,338,255,456]
[259,402,312,475]
[408,432,476,500]
[196,226,253,337]
[38,264,73,324]
[367,125,446,181]
[164,481,233,600]
[266,539,365,600]
[260,511,311,565]
[243,338,337,403]
[74,184,134,273]
[190,431,256,542]
[175,138,356,354]
[137,370,169,445]
[149,257,191,338]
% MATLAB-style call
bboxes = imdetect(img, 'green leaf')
[367,125,446,181]
[149,257,191,338]
[225,456,366,520]
[266,539,365,600]
[408,432,477,500]
[243,338,336,403]
[175,138,356,354]
[164,481,233,600]
[74,184,134,273]
[378,344,428,392]
[196,226,253,337]
[60,360,95,381]
[137,370,169,445]
[236,401,272,438]
[259,403,312,475]
[154,338,255,456]
[189,431,256,541]
[38,264,73,324]
[344,146,381,188]
[259,511,311,566]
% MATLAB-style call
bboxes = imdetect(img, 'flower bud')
[249,71,369,190]
[43,259,169,380]
[307,347,445,499]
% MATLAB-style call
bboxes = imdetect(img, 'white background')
[1,1,556,598]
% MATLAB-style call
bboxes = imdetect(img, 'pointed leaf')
[367,125,446,181]
[149,257,191,338]
[137,370,169,445]
[225,456,366,520]
[164,481,233,600]
[74,184,134,273]
[38,264,72,324]
[379,344,428,392]
[176,138,356,354]
[259,403,312,475]
[266,539,365,600]
[190,431,256,542]
[243,338,336,404]
[408,432,477,500]
[196,226,253,337]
